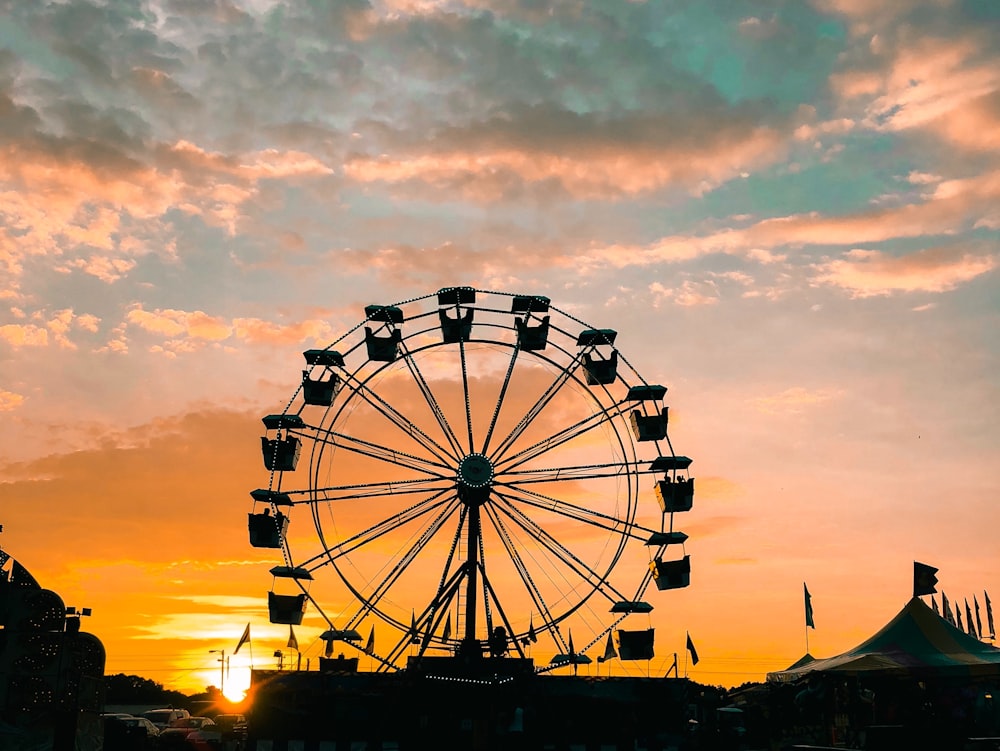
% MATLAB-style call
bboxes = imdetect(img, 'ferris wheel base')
[405,654,536,680]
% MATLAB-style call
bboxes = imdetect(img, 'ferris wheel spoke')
[480,340,520,455]
[488,351,584,462]
[493,493,629,607]
[493,402,628,473]
[344,498,462,631]
[499,459,655,486]
[496,483,653,542]
[303,426,453,478]
[482,504,561,639]
[339,370,457,464]
[458,337,475,454]
[398,341,466,458]
[307,491,455,567]
[309,477,453,503]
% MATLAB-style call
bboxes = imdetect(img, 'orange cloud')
[344,105,792,199]
[751,386,844,414]
[814,244,998,297]
[126,306,232,341]
[0,323,49,347]
[0,389,25,411]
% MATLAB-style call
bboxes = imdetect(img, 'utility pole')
[209,649,225,696]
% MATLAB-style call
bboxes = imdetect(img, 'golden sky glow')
[1,0,998,696]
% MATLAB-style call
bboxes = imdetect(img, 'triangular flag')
[686,632,699,666]
[913,561,938,597]
[409,611,420,645]
[804,583,815,629]
[965,600,976,637]
[287,624,299,651]
[568,630,575,658]
[234,623,251,655]
[364,625,375,655]
[603,632,617,661]
[528,616,538,644]
[324,637,334,658]
[943,593,955,625]
[442,613,452,642]
[986,590,996,639]
[957,607,964,631]
[931,595,940,616]
[975,596,984,639]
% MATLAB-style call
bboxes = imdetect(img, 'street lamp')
[209,649,225,696]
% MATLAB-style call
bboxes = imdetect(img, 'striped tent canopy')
[767,597,1000,683]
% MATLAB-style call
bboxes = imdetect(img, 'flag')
[287,624,299,651]
[974,596,983,639]
[965,600,976,637]
[931,595,940,616]
[686,633,699,665]
[943,593,955,625]
[324,637,334,657]
[234,623,251,655]
[528,616,538,644]
[804,583,815,629]
[913,561,938,597]
[364,625,375,655]
[957,607,964,631]
[568,630,575,658]
[986,590,996,639]
[409,611,420,644]
[601,632,617,662]
[442,613,452,642]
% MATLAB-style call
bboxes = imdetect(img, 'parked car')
[213,713,247,737]
[158,716,217,749]
[142,708,191,730]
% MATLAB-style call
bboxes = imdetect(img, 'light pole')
[209,649,225,696]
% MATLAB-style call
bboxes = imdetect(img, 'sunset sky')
[1,0,998,699]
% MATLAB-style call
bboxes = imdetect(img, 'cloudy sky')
[1,0,998,697]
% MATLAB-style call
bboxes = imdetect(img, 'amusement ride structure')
[248,288,696,675]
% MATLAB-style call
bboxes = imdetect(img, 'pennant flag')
[364,625,375,655]
[324,637,334,657]
[603,632,617,661]
[568,630,575,658]
[409,611,420,644]
[528,616,538,644]
[804,583,815,629]
[913,561,938,597]
[957,607,964,632]
[287,624,299,651]
[974,596,983,639]
[943,593,955,625]
[442,613,452,642]
[234,623,251,655]
[986,590,996,639]
[686,633,699,666]
[965,600,976,637]
[931,595,940,616]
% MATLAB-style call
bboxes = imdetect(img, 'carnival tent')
[767,597,1000,683]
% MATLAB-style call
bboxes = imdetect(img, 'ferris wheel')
[248,288,695,671]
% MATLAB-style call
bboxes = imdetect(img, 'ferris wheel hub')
[456,453,494,505]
